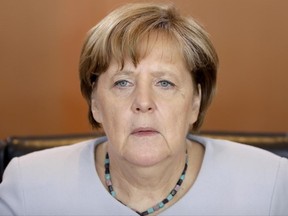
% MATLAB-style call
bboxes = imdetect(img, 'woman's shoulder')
[189,134,284,164]
[2,137,107,183]
[188,134,287,186]
[15,136,107,163]
[0,136,118,215]
[16,138,97,163]
[184,134,288,214]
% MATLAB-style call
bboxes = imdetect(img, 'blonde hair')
[79,2,218,131]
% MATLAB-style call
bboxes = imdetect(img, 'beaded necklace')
[104,152,188,216]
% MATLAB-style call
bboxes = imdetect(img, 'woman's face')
[91,34,201,167]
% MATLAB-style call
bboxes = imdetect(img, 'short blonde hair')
[79,2,218,131]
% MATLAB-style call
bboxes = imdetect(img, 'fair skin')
[92,33,205,213]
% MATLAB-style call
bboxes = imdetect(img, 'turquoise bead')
[147,208,154,214]
[167,194,173,201]
[180,174,185,180]
[159,202,164,208]
[105,174,111,180]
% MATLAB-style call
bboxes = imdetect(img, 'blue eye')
[157,80,175,88]
[114,80,131,88]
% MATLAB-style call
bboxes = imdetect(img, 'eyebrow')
[110,67,182,83]
[113,69,178,77]
[150,71,180,80]
[114,70,134,76]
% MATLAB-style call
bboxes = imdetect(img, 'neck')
[110,150,186,193]
[95,140,204,213]
[106,146,187,213]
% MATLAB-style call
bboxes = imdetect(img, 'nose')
[131,85,156,113]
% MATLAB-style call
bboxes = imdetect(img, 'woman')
[0,3,287,215]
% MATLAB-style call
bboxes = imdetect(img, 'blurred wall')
[0,0,287,139]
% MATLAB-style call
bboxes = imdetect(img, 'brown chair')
[0,140,7,182]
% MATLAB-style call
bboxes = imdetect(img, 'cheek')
[160,95,196,132]
[101,105,133,153]
[159,100,189,129]
[99,101,131,132]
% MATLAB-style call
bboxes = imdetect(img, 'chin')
[124,149,168,167]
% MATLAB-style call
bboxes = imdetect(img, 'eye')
[114,80,132,88]
[157,80,175,88]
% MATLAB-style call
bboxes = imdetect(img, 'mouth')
[131,127,159,136]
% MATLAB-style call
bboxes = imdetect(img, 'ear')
[189,84,202,125]
[91,91,103,124]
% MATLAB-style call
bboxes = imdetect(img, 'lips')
[131,127,159,136]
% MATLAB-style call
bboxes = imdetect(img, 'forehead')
[138,32,182,59]
[111,31,187,71]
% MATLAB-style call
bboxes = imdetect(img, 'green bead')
[167,194,173,201]
[105,174,111,180]
[147,208,154,214]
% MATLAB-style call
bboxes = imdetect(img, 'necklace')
[104,152,188,216]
